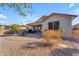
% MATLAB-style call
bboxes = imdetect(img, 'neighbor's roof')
[0,25,11,27]
[73,24,79,27]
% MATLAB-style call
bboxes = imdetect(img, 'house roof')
[49,13,77,17]
[0,25,11,27]
[18,25,26,27]
[73,24,79,27]
[72,23,79,29]
[35,16,47,23]
[41,13,78,22]
[27,13,78,26]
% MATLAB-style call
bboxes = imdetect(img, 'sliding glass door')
[48,21,59,30]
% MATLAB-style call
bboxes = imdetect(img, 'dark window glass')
[48,22,53,29]
[54,21,59,30]
[48,21,59,30]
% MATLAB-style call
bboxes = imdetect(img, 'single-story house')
[27,13,77,38]
[72,24,79,30]
[19,25,27,30]
[0,25,11,30]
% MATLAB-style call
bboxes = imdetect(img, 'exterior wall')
[75,25,79,30]
[42,15,61,31]
[60,16,72,38]
[76,25,79,29]
[42,15,72,38]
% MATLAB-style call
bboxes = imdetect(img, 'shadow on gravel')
[50,48,79,56]
[21,42,52,49]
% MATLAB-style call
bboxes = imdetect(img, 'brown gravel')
[0,36,79,56]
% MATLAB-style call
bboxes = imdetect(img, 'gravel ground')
[0,35,79,56]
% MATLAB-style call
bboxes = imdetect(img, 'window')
[48,22,53,29]
[48,21,59,30]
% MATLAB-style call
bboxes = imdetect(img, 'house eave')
[27,22,42,26]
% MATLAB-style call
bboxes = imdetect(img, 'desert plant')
[57,29,64,32]
[42,29,63,48]
[11,24,21,34]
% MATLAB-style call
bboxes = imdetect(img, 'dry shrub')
[42,30,63,48]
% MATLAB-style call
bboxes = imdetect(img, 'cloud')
[69,8,79,15]
[68,3,74,8]
[68,8,79,25]
[0,14,7,20]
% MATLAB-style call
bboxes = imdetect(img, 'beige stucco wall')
[42,15,72,38]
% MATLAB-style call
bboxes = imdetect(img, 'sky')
[0,3,79,25]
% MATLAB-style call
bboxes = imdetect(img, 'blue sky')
[0,3,79,25]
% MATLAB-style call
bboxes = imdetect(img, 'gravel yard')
[0,35,79,56]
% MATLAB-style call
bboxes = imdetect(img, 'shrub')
[57,29,64,32]
[11,24,21,34]
[42,30,63,47]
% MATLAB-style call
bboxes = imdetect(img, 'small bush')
[42,30,63,47]
[11,24,21,34]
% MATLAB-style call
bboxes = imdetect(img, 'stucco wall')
[42,15,72,38]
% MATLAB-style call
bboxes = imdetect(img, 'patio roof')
[73,24,79,27]
[27,22,42,26]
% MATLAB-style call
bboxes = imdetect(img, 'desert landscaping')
[0,3,79,56]
[0,30,79,56]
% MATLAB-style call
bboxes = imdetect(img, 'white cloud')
[68,3,74,8]
[69,8,79,15]
[68,8,79,25]
[72,8,79,14]
[0,14,7,20]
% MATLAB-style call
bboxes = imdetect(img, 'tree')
[11,24,21,34]
[0,3,32,16]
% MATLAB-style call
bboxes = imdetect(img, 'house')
[27,13,77,38]
[0,24,27,30]
[19,25,27,30]
[72,24,79,30]
[0,25,11,30]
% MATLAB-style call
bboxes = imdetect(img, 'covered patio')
[27,22,42,32]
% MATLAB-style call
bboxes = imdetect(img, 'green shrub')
[57,29,64,32]
[11,24,21,34]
